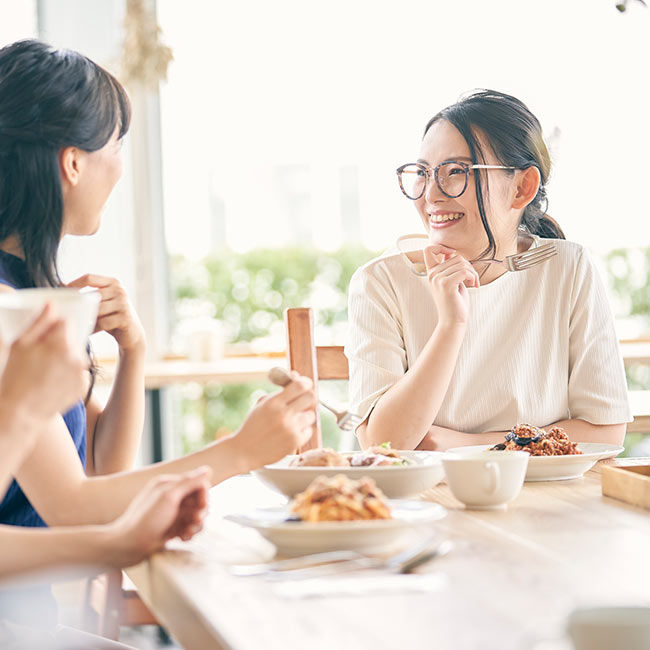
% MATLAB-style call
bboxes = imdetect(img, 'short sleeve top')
[0,250,87,528]
[345,238,631,434]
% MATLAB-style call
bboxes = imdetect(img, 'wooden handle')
[268,366,292,387]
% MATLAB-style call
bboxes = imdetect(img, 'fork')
[473,241,557,272]
[268,367,362,431]
[262,539,454,581]
[397,233,557,276]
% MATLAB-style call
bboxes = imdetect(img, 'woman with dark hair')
[346,90,631,450]
[0,38,316,634]
[0,38,146,530]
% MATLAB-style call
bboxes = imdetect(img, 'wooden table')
[97,356,284,389]
[126,458,650,650]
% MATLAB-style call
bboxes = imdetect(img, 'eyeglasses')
[396,161,517,201]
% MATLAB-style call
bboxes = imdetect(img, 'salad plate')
[252,450,445,498]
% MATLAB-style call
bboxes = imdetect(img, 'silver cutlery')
[473,241,557,272]
[397,233,557,276]
[268,366,362,431]
[230,537,453,581]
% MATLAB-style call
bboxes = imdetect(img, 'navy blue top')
[0,250,87,528]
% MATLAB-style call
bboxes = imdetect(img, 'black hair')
[0,39,131,403]
[0,38,131,287]
[424,89,565,260]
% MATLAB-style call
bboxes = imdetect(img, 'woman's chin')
[428,229,463,250]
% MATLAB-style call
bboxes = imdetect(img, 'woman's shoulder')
[538,237,593,274]
[533,238,608,303]
[540,237,585,257]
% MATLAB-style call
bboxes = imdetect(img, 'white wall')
[158,0,650,259]
[36,0,138,358]
[0,1,37,43]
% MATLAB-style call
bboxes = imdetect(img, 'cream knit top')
[345,238,631,434]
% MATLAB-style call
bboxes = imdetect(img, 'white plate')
[225,500,446,556]
[252,450,445,498]
[445,443,625,482]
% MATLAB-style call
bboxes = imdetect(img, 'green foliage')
[606,246,650,391]
[171,245,379,451]
[171,244,378,343]
[606,247,650,325]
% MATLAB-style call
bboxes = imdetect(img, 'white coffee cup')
[442,450,529,509]
[567,606,650,650]
[0,288,101,351]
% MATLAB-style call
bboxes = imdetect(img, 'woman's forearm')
[0,523,117,581]
[361,323,466,450]
[0,401,41,497]
[34,433,249,526]
[0,435,33,498]
[415,425,508,451]
[16,379,314,527]
[542,419,626,445]
[414,419,626,451]
[0,436,32,498]
[89,345,146,475]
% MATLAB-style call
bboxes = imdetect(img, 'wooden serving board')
[602,464,650,510]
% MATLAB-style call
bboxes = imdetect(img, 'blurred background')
[1,0,649,460]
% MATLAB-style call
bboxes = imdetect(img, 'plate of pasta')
[252,444,445,498]
[446,425,624,482]
[226,474,446,556]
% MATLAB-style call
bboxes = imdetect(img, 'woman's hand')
[67,274,145,354]
[229,374,317,471]
[424,244,480,327]
[0,303,87,422]
[105,466,212,567]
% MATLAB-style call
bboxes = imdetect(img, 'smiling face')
[60,125,124,237]
[415,119,522,261]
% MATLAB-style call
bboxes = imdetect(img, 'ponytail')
[521,182,565,240]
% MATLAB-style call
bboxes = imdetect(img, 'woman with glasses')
[346,90,630,451]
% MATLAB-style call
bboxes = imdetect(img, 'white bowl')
[0,288,100,351]
[568,606,650,650]
[225,499,447,556]
[252,450,445,498]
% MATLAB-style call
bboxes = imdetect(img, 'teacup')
[0,288,101,352]
[442,450,529,509]
[567,606,650,650]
